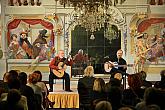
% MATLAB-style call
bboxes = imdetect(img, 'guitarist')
[114,49,127,73]
[111,49,127,89]
[49,50,73,92]
[105,49,127,75]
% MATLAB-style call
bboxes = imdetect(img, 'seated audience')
[146,104,161,110]
[106,72,123,91]
[118,106,134,110]
[135,87,165,110]
[78,66,96,110]
[122,73,145,107]
[18,72,36,110]
[95,101,112,110]
[0,70,28,110]
[92,78,107,108]
[27,72,43,110]
[0,72,10,92]
[137,71,152,88]
[107,86,126,110]
[154,70,165,90]
[34,70,55,108]
[0,89,24,110]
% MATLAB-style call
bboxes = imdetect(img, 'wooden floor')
[46,74,111,93]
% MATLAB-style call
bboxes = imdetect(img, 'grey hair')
[78,49,83,54]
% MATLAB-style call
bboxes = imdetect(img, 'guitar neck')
[61,55,71,67]
[114,64,133,67]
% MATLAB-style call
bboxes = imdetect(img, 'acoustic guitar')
[104,61,134,72]
[52,54,71,78]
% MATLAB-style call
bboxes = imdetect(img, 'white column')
[125,14,135,74]
[0,0,8,79]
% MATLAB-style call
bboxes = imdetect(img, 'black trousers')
[49,70,70,91]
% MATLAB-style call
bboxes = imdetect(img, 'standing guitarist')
[49,50,73,92]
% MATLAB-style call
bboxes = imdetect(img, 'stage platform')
[47,74,111,109]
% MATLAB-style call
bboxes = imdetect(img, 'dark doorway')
[71,25,121,74]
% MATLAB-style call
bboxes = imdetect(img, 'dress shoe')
[49,101,55,108]
[49,89,53,92]
[65,90,73,92]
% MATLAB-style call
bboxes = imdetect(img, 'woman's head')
[93,78,105,92]
[127,73,142,90]
[84,66,94,77]
[28,72,40,84]
[138,71,147,81]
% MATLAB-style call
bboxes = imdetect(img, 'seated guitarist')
[49,50,73,92]
[111,49,127,89]
[114,49,127,73]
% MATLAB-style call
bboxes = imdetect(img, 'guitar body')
[104,61,134,72]
[104,62,112,72]
[52,62,67,78]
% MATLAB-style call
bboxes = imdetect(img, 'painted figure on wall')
[8,34,27,59]
[147,34,165,63]
[134,34,150,73]
[19,31,33,59]
[136,20,165,67]
[134,32,165,73]
[29,29,53,69]
[33,29,48,59]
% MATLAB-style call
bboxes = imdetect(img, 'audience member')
[0,89,24,110]
[118,106,134,110]
[107,86,125,110]
[135,87,165,110]
[34,70,55,108]
[27,72,43,110]
[95,101,112,110]
[106,78,123,90]
[92,78,107,109]
[146,104,161,110]
[78,66,96,110]
[0,70,28,110]
[18,72,36,110]
[122,73,145,106]
[0,72,10,92]
[154,70,165,90]
[137,71,152,88]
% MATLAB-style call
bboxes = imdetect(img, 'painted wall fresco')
[7,20,55,61]
[134,18,165,72]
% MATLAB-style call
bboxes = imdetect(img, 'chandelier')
[55,0,126,39]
